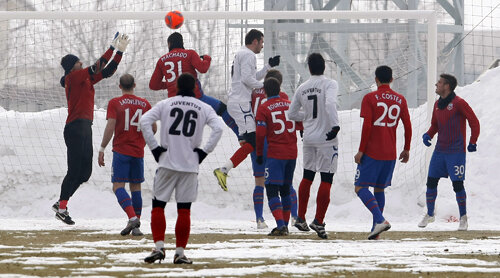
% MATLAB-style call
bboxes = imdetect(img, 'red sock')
[230,143,254,168]
[298,179,313,219]
[315,182,332,224]
[59,200,68,210]
[151,207,166,243]
[175,209,191,249]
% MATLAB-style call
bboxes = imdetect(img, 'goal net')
[0,10,436,217]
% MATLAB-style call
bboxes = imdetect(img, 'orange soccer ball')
[165,10,184,29]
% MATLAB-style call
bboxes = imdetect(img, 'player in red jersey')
[354,65,412,240]
[52,33,129,225]
[149,32,239,136]
[98,74,155,236]
[250,69,299,229]
[255,77,300,236]
[418,73,480,231]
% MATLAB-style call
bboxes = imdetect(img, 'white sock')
[130,216,138,221]
[155,241,164,251]
[222,161,234,173]
[58,208,66,213]
[175,247,185,256]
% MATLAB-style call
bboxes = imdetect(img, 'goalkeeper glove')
[268,55,280,67]
[110,32,120,49]
[256,155,264,165]
[193,148,208,164]
[151,146,167,163]
[422,133,432,147]
[326,126,340,141]
[467,143,477,152]
[116,34,130,53]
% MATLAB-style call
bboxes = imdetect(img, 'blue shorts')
[111,152,145,183]
[265,158,296,186]
[354,155,396,189]
[428,151,466,181]
[250,139,268,177]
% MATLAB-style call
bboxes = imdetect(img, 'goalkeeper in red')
[255,77,300,236]
[418,73,480,231]
[354,65,412,240]
[53,33,129,225]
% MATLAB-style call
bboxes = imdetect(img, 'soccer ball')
[165,11,184,29]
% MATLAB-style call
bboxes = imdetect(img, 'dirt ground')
[0,230,499,277]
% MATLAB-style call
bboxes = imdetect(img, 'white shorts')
[227,100,255,136]
[302,145,338,173]
[153,168,198,203]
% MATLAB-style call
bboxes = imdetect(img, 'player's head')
[375,65,393,84]
[177,73,196,97]
[439,73,457,92]
[119,73,135,92]
[61,54,81,74]
[168,32,184,51]
[264,77,280,98]
[307,53,325,75]
[265,69,283,85]
[245,29,264,54]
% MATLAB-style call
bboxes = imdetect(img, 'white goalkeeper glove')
[116,34,130,53]
[110,32,120,49]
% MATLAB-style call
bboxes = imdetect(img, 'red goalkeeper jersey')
[358,84,412,160]
[107,94,152,158]
[149,48,211,98]
[256,95,298,160]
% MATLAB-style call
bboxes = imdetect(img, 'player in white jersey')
[288,53,340,239]
[213,29,280,189]
[141,73,224,264]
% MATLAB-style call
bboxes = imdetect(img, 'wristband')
[99,146,105,153]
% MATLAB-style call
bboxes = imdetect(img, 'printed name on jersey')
[170,100,202,111]
[266,101,290,111]
[300,87,321,95]
[375,93,402,104]
[119,98,148,108]
[161,52,188,61]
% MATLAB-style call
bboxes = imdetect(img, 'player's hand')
[268,55,280,67]
[200,55,211,62]
[110,32,120,49]
[193,148,208,164]
[399,150,410,163]
[151,146,167,163]
[98,151,105,167]
[467,143,477,152]
[354,151,363,164]
[116,33,130,53]
[256,155,264,165]
[326,126,340,141]
[422,133,432,147]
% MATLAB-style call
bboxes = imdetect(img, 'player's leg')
[296,146,316,226]
[250,140,267,228]
[129,156,145,235]
[446,153,467,230]
[111,152,137,225]
[373,187,385,231]
[265,158,288,235]
[314,172,333,224]
[281,159,296,227]
[289,185,298,224]
[419,152,447,228]
[199,93,239,137]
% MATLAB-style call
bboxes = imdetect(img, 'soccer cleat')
[144,248,165,264]
[121,218,141,236]
[368,220,391,240]
[294,217,310,231]
[256,218,268,229]
[213,168,228,191]
[267,226,289,236]
[55,210,75,225]
[309,219,328,239]
[131,227,144,236]
[173,254,193,264]
[51,201,59,213]
[458,215,468,231]
[418,214,435,228]
[290,216,297,226]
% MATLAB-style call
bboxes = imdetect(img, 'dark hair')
[375,65,392,83]
[440,73,457,91]
[265,69,283,85]
[177,73,196,97]
[307,53,325,75]
[245,29,264,45]
[119,73,135,90]
[264,77,280,97]
[168,32,184,51]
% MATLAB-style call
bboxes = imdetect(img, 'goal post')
[0,10,436,216]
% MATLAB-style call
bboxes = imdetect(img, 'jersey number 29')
[374,102,400,127]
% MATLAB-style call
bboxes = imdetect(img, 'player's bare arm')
[98,118,116,167]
